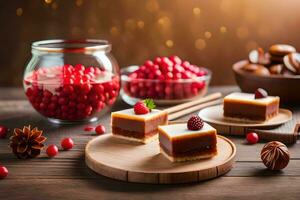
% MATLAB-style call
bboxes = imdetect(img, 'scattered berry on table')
[246,132,259,144]
[61,138,74,150]
[0,125,8,138]
[0,165,8,179]
[46,144,59,158]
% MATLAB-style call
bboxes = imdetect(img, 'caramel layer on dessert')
[158,127,217,158]
[112,127,158,139]
[112,111,168,133]
[224,98,279,121]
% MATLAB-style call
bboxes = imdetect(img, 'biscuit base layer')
[112,134,158,144]
[160,147,218,162]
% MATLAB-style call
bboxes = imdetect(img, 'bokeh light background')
[1,0,300,86]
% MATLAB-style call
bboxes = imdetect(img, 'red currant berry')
[0,125,8,138]
[0,165,8,179]
[46,145,59,158]
[246,132,259,144]
[95,125,106,135]
[61,138,74,150]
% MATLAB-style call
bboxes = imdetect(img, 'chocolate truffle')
[269,44,296,56]
[261,141,290,170]
[269,64,284,75]
[283,53,300,74]
[248,48,270,65]
[242,63,270,76]
[269,44,296,64]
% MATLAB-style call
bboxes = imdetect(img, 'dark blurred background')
[1,0,300,86]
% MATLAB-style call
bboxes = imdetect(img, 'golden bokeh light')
[194,38,206,50]
[158,16,171,27]
[236,26,249,39]
[165,40,174,48]
[220,26,227,33]
[193,7,201,16]
[137,20,145,29]
[16,8,23,16]
[44,0,53,4]
[204,31,212,39]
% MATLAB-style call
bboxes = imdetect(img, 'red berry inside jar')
[122,55,211,104]
[24,64,120,123]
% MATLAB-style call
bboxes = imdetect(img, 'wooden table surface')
[1,86,300,200]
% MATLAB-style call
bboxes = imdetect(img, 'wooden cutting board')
[198,105,299,144]
[85,134,236,184]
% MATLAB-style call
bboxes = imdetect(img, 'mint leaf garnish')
[143,99,156,111]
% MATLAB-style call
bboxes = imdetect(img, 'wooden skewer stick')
[164,92,222,114]
[168,99,222,121]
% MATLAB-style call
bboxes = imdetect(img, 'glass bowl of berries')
[23,39,120,124]
[121,56,211,105]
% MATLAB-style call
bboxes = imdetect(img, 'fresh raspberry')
[187,115,204,130]
[134,101,149,115]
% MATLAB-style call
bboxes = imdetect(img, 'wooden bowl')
[233,60,300,104]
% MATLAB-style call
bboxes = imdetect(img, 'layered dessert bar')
[111,101,168,144]
[223,89,280,122]
[158,116,217,162]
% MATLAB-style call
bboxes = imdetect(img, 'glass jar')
[23,39,120,124]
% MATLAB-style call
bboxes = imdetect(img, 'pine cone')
[9,125,47,159]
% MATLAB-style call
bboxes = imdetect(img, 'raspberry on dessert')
[187,115,204,130]
[133,99,156,115]
[255,88,268,99]
[134,102,150,115]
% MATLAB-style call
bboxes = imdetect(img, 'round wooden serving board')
[199,105,292,128]
[85,134,236,184]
